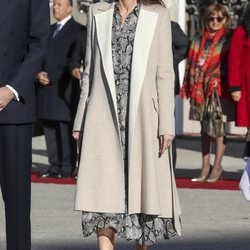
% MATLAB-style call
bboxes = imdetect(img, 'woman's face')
[207,11,226,33]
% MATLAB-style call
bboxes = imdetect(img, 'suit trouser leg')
[172,137,177,170]
[43,120,60,173]
[0,124,32,250]
[59,121,76,174]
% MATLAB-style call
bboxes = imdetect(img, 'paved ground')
[1,135,250,250]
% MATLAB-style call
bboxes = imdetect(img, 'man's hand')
[37,71,50,85]
[159,134,174,157]
[72,131,82,141]
[231,91,241,102]
[71,68,81,80]
[0,87,14,111]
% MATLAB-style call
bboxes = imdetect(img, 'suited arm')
[73,6,93,132]
[171,21,189,66]
[68,29,87,73]
[8,0,50,99]
[157,9,175,136]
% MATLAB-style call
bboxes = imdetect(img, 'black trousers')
[43,120,76,174]
[172,137,177,169]
[0,124,32,250]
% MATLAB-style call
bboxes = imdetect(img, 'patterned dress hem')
[81,212,178,246]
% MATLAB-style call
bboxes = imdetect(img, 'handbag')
[201,89,225,138]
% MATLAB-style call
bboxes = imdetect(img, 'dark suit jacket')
[171,21,189,95]
[0,0,50,124]
[68,29,87,73]
[37,18,85,122]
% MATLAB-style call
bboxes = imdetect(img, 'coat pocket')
[152,98,159,114]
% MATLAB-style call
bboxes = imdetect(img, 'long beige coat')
[73,2,181,235]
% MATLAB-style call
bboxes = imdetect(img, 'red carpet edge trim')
[31,174,239,190]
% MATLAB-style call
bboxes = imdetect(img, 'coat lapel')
[94,3,118,121]
[94,3,158,154]
[128,7,158,159]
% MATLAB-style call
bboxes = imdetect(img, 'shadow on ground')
[31,136,246,159]
[30,236,250,250]
[176,136,245,159]
[174,168,242,180]
[32,149,47,157]
[32,163,49,173]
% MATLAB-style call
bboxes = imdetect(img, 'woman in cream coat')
[73,0,181,249]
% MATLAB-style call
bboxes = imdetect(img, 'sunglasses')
[208,16,224,22]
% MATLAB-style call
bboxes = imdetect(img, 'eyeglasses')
[208,16,224,23]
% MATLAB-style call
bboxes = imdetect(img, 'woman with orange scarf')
[181,3,235,182]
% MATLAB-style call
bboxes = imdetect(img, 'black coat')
[0,0,50,124]
[37,18,85,121]
[68,29,87,73]
[171,21,189,95]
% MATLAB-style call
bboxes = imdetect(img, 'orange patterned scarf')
[181,28,229,120]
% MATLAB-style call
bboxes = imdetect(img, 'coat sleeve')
[228,25,245,92]
[68,28,87,73]
[73,6,93,131]
[171,21,189,66]
[8,0,50,97]
[157,8,175,136]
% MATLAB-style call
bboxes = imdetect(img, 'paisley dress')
[81,3,177,245]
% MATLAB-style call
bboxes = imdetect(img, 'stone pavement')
[1,135,250,250]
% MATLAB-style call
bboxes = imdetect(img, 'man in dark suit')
[0,1,50,249]
[37,0,86,178]
[171,21,189,169]
[68,30,87,81]
[68,29,87,179]
[171,21,190,96]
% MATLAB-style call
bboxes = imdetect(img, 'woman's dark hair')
[204,3,231,31]
[140,0,165,6]
[242,4,250,37]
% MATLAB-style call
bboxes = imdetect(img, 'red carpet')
[175,178,239,190]
[31,173,239,190]
[31,173,76,185]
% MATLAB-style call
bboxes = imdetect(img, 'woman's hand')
[212,78,220,88]
[159,134,174,157]
[231,91,241,102]
[72,131,82,141]
[211,77,220,89]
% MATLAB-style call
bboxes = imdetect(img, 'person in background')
[68,29,87,179]
[228,4,250,197]
[69,30,87,81]
[37,0,85,178]
[171,20,189,169]
[228,3,250,132]
[181,3,235,183]
[72,0,181,249]
[171,21,189,96]
[0,1,50,249]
